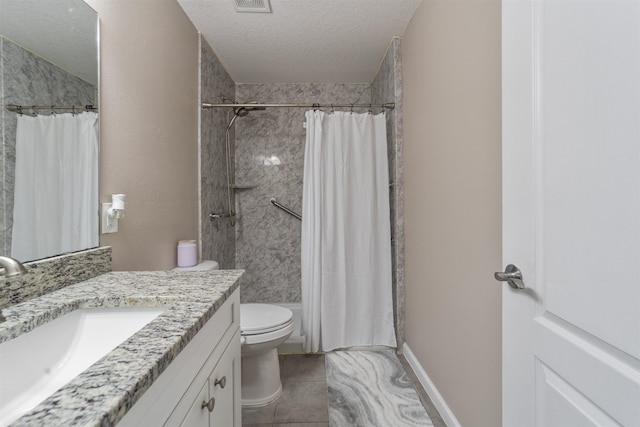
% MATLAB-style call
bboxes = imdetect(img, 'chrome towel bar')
[270,198,301,221]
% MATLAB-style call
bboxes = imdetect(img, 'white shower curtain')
[12,112,99,261]
[301,110,397,353]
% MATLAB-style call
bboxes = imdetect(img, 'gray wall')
[198,42,405,345]
[200,37,236,268]
[234,83,371,303]
[372,38,405,347]
[0,36,96,257]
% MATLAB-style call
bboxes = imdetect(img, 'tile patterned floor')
[242,350,444,427]
[242,354,330,426]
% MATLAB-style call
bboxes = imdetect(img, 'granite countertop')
[0,269,243,427]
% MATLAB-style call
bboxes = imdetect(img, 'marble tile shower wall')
[199,37,236,268]
[198,39,404,344]
[0,37,96,257]
[372,38,405,347]
[234,84,371,303]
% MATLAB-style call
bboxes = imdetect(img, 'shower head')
[231,100,265,118]
[225,100,266,130]
[220,97,266,114]
[234,107,250,117]
[242,101,266,113]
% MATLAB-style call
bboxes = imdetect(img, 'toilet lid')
[241,304,293,334]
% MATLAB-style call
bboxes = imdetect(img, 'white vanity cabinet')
[119,289,241,426]
[172,333,240,426]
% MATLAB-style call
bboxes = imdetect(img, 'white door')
[501,0,640,426]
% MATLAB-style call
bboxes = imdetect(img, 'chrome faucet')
[0,256,28,323]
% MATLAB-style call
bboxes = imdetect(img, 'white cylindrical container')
[177,240,197,267]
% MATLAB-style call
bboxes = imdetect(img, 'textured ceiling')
[178,0,423,83]
[0,0,98,85]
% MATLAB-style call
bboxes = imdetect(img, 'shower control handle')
[494,264,525,289]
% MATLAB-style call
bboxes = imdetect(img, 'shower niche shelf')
[231,184,257,190]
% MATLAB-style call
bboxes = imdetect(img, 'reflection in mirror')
[0,0,99,262]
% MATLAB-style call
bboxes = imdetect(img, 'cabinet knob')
[201,397,215,412]
[214,376,227,389]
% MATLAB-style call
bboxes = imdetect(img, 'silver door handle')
[494,264,525,289]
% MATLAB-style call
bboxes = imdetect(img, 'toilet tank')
[172,260,219,271]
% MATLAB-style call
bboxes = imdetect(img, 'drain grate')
[234,0,272,13]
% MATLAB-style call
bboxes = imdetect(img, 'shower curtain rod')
[202,102,395,110]
[6,104,98,114]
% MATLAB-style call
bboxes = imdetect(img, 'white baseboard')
[403,343,462,427]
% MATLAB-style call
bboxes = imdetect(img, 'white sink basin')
[0,306,166,426]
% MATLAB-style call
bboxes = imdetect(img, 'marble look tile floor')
[242,350,444,427]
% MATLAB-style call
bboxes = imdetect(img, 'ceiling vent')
[234,0,271,13]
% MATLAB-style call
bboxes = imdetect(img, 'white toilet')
[173,261,294,407]
[240,303,294,406]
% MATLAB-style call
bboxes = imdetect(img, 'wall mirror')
[0,0,99,262]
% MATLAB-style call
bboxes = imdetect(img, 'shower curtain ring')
[350,103,354,114]
[312,103,319,111]
[368,104,372,114]
[51,105,56,116]
[31,106,38,117]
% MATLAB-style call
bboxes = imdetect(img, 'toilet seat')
[242,321,295,345]
[241,304,293,335]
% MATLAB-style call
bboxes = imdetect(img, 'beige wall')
[402,1,502,426]
[88,0,200,270]
[84,1,503,421]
